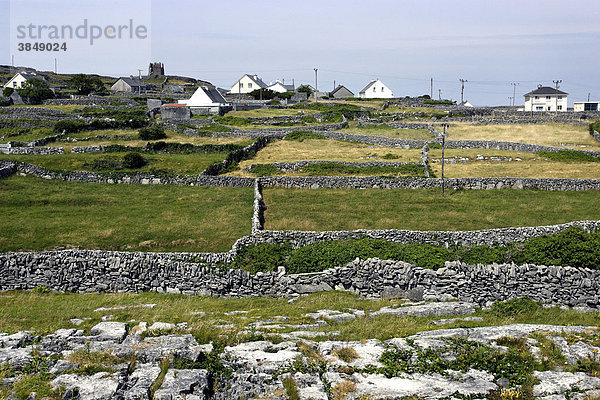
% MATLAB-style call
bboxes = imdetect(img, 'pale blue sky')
[2,0,599,106]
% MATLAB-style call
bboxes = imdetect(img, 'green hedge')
[231,227,600,273]
[284,131,325,141]
[590,121,600,136]
[538,150,598,163]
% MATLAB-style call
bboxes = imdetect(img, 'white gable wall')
[230,75,263,94]
[179,87,225,107]
[359,79,393,99]
[267,82,287,93]
[3,73,30,89]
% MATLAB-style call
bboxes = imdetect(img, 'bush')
[122,152,147,169]
[284,131,325,141]
[538,150,598,163]
[17,78,54,103]
[54,119,87,134]
[139,124,166,140]
[269,99,281,105]
[2,87,14,98]
[589,121,600,136]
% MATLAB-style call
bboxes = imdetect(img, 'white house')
[229,74,267,94]
[178,86,230,114]
[524,85,568,112]
[267,81,295,93]
[358,79,393,99]
[3,71,43,90]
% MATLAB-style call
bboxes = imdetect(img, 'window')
[373,87,376,92]
[535,106,543,111]
[248,83,252,89]
[558,105,563,110]
[547,107,551,111]
[381,87,384,92]
[535,96,539,100]
[558,96,563,100]
[13,82,17,88]
[240,83,243,88]
[584,103,598,111]
[546,96,551,100]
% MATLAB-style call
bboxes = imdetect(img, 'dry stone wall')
[2,250,600,307]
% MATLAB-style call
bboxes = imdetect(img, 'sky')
[1,0,599,106]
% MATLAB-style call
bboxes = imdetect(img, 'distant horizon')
[1,0,599,107]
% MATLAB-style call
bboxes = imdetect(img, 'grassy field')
[7,104,84,112]
[427,148,600,179]
[225,108,317,117]
[384,105,449,118]
[1,290,599,343]
[0,127,55,144]
[228,139,422,176]
[339,121,433,140]
[263,188,600,231]
[0,175,253,253]
[444,122,600,150]
[0,151,228,174]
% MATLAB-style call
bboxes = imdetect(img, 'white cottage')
[267,81,295,93]
[3,71,43,89]
[178,86,230,114]
[524,85,568,112]
[358,79,393,99]
[229,74,268,94]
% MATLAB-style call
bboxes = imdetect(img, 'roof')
[240,74,267,89]
[330,85,354,96]
[18,72,40,81]
[267,81,295,91]
[116,77,149,88]
[359,80,377,94]
[201,86,227,103]
[524,85,568,96]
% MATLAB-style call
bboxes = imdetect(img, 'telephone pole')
[553,80,562,115]
[511,82,519,106]
[441,124,448,196]
[459,79,468,105]
[438,89,442,100]
[314,68,318,102]
[508,96,513,106]
[430,78,433,98]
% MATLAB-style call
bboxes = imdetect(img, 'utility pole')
[553,80,562,116]
[441,124,448,196]
[508,96,513,106]
[588,93,591,102]
[11,55,14,69]
[54,58,57,74]
[459,79,468,105]
[138,69,143,80]
[314,68,318,102]
[438,89,442,100]
[511,82,519,106]
[430,78,433,98]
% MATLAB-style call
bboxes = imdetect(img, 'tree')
[297,85,312,97]
[70,74,105,95]
[17,79,54,103]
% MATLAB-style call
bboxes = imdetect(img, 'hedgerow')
[231,227,600,273]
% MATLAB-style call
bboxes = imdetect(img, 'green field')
[263,188,600,231]
[0,151,228,174]
[0,175,253,253]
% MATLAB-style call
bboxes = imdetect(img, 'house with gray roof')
[330,85,354,99]
[2,71,45,90]
[178,86,231,114]
[229,74,268,94]
[524,84,568,112]
[358,78,393,99]
[111,77,150,93]
[267,81,295,93]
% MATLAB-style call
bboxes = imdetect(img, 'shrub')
[139,124,166,140]
[54,119,87,134]
[2,87,14,97]
[122,152,147,169]
[589,121,600,136]
[538,150,599,163]
[248,164,283,177]
[269,99,281,105]
[284,130,325,141]
[17,78,54,103]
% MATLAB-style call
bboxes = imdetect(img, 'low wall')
[593,130,600,143]
[1,250,599,307]
[1,146,64,155]
[444,140,600,158]
[250,160,419,172]
[236,220,600,248]
[2,160,600,191]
